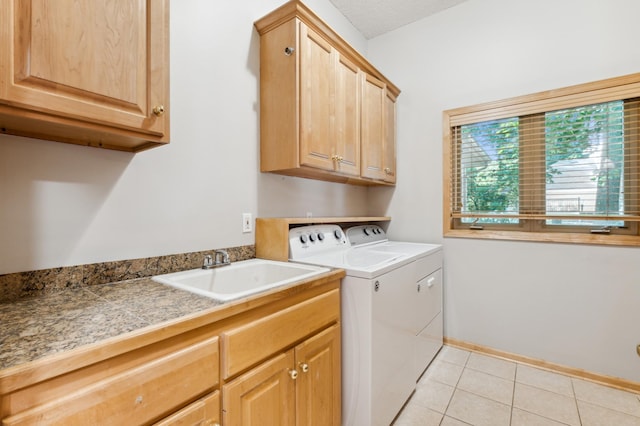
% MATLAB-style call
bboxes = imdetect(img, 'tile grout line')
[509,364,517,425]
[569,377,582,426]
[81,286,151,325]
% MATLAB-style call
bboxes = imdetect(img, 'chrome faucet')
[202,254,214,269]
[202,250,231,269]
[215,249,230,266]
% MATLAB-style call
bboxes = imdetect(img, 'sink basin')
[152,259,330,302]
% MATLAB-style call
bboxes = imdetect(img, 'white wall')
[0,0,369,274]
[367,0,640,382]
[3,0,638,384]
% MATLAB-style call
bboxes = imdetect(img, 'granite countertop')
[0,278,220,371]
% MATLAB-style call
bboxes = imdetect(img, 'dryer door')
[371,265,416,426]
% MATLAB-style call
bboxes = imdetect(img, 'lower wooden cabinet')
[221,288,341,425]
[0,274,343,426]
[222,325,340,426]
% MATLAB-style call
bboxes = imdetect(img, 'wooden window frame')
[443,73,640,247]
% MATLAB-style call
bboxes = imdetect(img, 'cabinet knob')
[331,155,344,162]
[284,46,295,56]
[384,167,393,175]
[289,369,299,380]
[300,363,310,373]
[152,105,165,116]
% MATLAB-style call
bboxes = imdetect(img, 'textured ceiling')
[329,0,469,39]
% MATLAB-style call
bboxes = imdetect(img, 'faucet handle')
[203,254,213,268]
[215,249,230,264]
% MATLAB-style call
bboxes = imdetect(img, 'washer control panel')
[289,224,347,259]
[345,225,387,246]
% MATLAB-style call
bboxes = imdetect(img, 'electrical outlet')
[242,213,252,233]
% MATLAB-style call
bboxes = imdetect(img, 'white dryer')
[289,224,442,426]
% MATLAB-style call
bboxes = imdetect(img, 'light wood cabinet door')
[361,74,396,183]
[383,90,398,183]
[0,0,169,151]
[361,73,387,181]
[295,324,341,426]
[299,23,359,177]
[222,351,296,426]
[299,24,335,172]
[333,54,361,176]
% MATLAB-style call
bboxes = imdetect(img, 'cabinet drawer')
[3,337,219,426]
[221,289,339,379]
[153,391,220,426]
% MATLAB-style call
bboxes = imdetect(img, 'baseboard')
[444,337,640,394]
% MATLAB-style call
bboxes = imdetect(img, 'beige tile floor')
[394,345,640,426]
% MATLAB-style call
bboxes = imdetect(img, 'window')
[443,73,640,246]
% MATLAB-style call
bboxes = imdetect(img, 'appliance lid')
[288,224,442,278]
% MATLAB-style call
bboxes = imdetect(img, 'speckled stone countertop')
[0,278,220,371]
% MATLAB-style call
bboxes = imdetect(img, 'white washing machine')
[289,224,443,426]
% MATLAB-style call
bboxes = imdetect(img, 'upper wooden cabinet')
[0,0,170,152]
[255,0,400,186]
